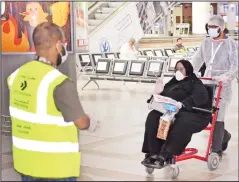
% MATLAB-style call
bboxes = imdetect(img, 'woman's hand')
[176,102,183,112]
[154,78,164,94]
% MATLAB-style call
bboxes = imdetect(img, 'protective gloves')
[214,74,232,84]
[87,114,101,132]
[154,78,164,94]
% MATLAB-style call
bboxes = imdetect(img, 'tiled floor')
[1,78,238,181]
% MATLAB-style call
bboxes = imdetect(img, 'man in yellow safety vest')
[7,22,100,181]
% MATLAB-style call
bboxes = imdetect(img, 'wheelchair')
[142,78,223,179]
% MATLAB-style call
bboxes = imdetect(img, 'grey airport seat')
[81,57,167,90]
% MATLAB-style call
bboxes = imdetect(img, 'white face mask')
[61,43,68,62]
[208,28,220,38]
[175,71,185,81]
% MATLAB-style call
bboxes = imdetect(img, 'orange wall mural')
[1,1,72,53]
[2,13,30,52]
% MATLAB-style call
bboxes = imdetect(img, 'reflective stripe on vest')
[8,68,20,88]
[9,69,74,126]
[12,136,78,152]
[9,68,78,150]
[8,61,80,178]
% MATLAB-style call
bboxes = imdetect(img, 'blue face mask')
[208,28,220,38]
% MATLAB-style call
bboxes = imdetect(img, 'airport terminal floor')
[2,77,238,181]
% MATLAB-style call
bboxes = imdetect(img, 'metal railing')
[145,2,177,34]
[89,2,129,36]
[88,2,97,9]
[88,2,106,15]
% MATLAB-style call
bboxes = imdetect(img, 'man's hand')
[87,114,101,132]
[214,74,232,84]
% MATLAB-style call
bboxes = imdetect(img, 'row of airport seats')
[76,46,199,71]
[139,46,199,57]
[78,54,193,90]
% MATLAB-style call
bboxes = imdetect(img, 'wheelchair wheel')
[207,152,220,171]
[170,165,180,179]
[145,167,154,174]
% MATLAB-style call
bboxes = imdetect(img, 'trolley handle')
[199,77,223,87]
[199,77,214,81]
[192,107,213,114]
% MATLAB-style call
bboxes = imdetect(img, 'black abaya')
[142,72,212,158]
[142,110,210,156]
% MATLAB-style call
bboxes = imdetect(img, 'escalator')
[87,2,177,53]
[136,1,177,34]
[88,2,125,33]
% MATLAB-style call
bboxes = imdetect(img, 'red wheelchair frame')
[175,78,223,163]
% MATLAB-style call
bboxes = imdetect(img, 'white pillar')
[192,2,211,34]
[227,4,236,32]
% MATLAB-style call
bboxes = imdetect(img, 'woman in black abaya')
[142,60,212,168]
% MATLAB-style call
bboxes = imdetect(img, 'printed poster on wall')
[74,2,88,51]
[1,1,72,53]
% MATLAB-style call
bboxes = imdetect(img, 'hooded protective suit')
[193,15,238,154]
[192,36,238,121]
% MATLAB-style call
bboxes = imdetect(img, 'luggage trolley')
[144,78,223,179]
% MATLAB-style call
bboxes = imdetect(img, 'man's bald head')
[32,22,66,66]
[32,22,64,51]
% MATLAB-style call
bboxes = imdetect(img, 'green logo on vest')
[20,80,27,90]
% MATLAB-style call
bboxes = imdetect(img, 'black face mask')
[56,44,66,66]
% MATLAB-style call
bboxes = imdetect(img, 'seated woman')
[142,60,212,168]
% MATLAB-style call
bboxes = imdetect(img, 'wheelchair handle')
[199,78,223,89]
[192,107,213,114]
[199,77,214,81]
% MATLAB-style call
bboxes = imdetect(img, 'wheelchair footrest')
[176,148,198,161]
[204,126,211,130]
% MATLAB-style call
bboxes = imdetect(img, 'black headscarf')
[147,60,199,103]
[175,59,194,77]
[165,60,197,87]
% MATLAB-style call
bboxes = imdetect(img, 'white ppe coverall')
[192,37,238,122]
[120,42,139,60]
[192,37,238,152]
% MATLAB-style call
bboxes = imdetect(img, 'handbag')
[157,113,176,140]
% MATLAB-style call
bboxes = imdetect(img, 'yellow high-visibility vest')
[7,61,80,178]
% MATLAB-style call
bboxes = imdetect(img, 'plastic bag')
[157,113,174,140]
[149,95,178,113]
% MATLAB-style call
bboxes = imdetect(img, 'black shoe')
[141,155,156,165]
[142,155,165,169]
[157,155,166,166]
[145,153,150,159]
[222,133,231,151]
[141,153,150,164]
[141,154,150,165]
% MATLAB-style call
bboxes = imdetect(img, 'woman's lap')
[143,110,210,155]
[142,110,164,154]
[174,111,210,133]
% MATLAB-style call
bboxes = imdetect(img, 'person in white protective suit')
[192,15,238,158]
[120,38,139,60]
